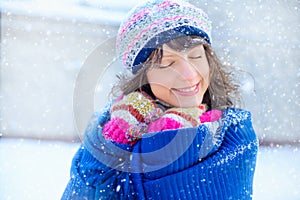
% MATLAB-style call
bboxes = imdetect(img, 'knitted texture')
[103,92,212,144]
[148,105,207,132]
[116,0,212,74]
[103,91,163,144]
[62,107,258,200]
[200,109,223,123]
[147,117,183,132]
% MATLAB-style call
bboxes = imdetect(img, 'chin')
[166,92,205,108]
[176,98,203,108]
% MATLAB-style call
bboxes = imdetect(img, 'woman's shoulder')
[222,108,252,126]
[220,108,257,146]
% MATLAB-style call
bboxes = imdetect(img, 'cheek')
[147,69,171,88]
[150,84,164,96]
[147,70,172,99]
[148,83,172,104]
[198,60,210,83]
[204,69,210,84]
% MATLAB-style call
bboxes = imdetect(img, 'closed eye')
[159,61,175,68]
[189,55,202,59]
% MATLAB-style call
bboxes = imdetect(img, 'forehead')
[162,43,204,55]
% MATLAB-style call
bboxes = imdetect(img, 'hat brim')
[132,25,210,74]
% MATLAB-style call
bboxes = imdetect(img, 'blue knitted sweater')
[62,106,258,200]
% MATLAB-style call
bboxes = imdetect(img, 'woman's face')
[146,44,210,108]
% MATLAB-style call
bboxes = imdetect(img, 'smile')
[172,83,200,96]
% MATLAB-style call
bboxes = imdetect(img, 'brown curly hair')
[111,36,241,110]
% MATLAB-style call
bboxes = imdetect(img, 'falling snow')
[0,0,299,199]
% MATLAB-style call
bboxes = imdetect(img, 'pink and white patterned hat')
[116,0,212,74]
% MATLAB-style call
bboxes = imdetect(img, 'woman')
[62,0,258,199]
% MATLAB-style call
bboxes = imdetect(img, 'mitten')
[102,92,162,144]
[200,110,222,123]
[148,105,207,132]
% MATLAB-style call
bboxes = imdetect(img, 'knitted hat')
[116,0,212,74]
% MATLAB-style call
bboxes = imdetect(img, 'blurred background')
[0,0,299,199]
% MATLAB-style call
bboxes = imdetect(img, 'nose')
[176,59,198,81]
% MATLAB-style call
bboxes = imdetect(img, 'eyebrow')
[162,46,202,57]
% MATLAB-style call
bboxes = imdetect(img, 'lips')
[171,83,200,96]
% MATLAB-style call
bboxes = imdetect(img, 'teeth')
[177,85,197,93]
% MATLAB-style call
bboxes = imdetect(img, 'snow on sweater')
[62,103,258,200]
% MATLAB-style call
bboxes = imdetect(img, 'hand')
[102,92,162,144]
[148,105,206,132]
[200,110,222,123]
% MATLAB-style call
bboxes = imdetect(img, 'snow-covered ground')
[0,138,299,200]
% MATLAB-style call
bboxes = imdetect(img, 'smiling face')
[146,43,210,108]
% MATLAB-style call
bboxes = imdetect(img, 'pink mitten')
[200,110,222,123]
[102,92,162,144]
[148,105,207,132]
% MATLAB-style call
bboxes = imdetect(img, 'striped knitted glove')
[148,105,207,132]
[102,92,163,145]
